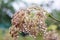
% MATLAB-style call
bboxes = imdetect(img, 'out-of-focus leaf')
[0,0,15,28]
[47,24,57,30]
[51,10,60,21]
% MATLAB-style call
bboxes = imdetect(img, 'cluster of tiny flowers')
[44,30,58,40]
[9,5,57,40]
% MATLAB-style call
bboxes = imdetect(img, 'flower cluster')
[44,30,58,40]
[9,5,57,40]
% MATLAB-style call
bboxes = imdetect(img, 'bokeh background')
[0,0,60,40]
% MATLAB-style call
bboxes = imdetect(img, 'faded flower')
[9,5,57,40]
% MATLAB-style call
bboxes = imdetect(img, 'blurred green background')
[0,0,60,40]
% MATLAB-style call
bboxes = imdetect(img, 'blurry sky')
[12,0,60,12]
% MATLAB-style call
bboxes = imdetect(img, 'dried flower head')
[9,4,57,40]
[44,30,58,40]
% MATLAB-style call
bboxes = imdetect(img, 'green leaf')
[51,10,60,21]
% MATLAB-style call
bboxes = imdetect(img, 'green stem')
[49,14,60,22]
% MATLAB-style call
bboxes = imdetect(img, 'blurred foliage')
[0,0,15,28]
[51,10,60,30]
[47,24,57,30]
[51,10,60,21]
[45,9,60,30]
